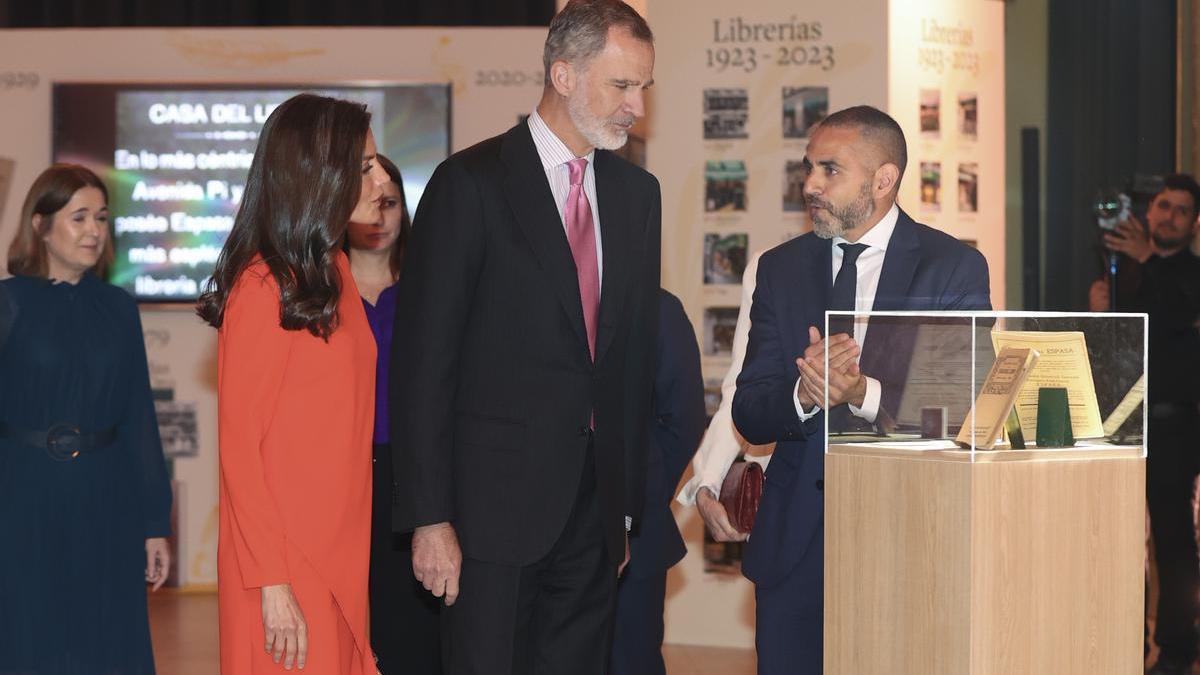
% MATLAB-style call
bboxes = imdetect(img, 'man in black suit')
[389,2,659,673]
[611,290,705,675]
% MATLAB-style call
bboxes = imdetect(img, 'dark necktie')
[827,242,871,434]
[828,242,867,337]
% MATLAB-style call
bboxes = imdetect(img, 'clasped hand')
[795,326,866,410]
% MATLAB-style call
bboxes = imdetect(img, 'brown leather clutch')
[719,460,764,534]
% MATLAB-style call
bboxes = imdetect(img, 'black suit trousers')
[369,443,443,674]
[441,441,617,675]
[611,571,667,675]
[1147,407,1200,662]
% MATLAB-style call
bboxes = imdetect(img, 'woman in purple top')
[346,155,441,674]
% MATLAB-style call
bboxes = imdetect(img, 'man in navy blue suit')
[731,106,991,674]
[611,289,705,675]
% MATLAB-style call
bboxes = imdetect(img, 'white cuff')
[625,515,632,532]
[848,376,881,423]
[793,376,820,421]
[677,403,745,506]
[679,474,726,506]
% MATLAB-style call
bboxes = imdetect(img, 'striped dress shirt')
[527,108,604,284]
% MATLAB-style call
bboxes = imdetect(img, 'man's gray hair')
[543,0,654,86]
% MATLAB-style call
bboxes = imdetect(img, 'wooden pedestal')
[824,442,1144,675]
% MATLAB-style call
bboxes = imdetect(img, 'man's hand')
[696,486,748,542]
[619,533,631,577]
[412,522,462,606]
[795,326,863,410]
[1102,216,1153,263]
[799,358,867,409]
[794,376,818,410]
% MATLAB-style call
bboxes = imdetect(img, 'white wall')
[888,0,1007,308]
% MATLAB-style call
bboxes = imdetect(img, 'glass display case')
[821,311,1148,460]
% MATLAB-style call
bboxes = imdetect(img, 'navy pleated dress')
[0,274,172,674]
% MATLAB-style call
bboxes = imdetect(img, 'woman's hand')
[145,537,171,591]
[262,583,308,670]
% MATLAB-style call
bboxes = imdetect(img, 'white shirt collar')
[528,107,594,172]
[834,203,900,252]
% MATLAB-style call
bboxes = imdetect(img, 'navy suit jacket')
[731,208,991,587]
[625,290,706,579]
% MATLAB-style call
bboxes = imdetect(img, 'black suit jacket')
[390,121,661,568]
[625,290,705,579]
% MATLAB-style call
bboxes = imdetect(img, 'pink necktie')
[566,157,600,360]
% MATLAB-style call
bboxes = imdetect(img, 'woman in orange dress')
[197,93,389,673]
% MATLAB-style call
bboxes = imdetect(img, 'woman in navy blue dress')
[0,165,172,674]
[346,155,441,674]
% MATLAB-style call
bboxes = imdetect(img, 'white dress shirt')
[676,251,768,505]
[527,108,603,283]
[793,203,900,424]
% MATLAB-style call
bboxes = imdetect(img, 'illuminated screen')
[53,83,450,302]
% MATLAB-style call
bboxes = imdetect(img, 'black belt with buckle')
[0,422,118,461]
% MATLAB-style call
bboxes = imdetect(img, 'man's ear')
[874,163,901,198]
[549,60,576,97]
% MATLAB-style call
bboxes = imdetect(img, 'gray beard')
[812,182,874,239]
[567,90,629,151]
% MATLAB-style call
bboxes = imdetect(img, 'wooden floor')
[147,592,758,674]
[150,590,1186,673]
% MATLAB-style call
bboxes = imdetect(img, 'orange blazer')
[216,252,376,673]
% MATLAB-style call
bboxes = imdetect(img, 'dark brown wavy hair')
[196,93,371,339]
[7,164,114,279]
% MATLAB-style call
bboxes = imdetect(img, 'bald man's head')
[814,105,907,190]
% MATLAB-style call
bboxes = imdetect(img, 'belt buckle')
[46,424,82,461]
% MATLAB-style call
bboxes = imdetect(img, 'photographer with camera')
[1089,174,1200,675]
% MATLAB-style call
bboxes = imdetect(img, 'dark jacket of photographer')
[1133,251,1200,406]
